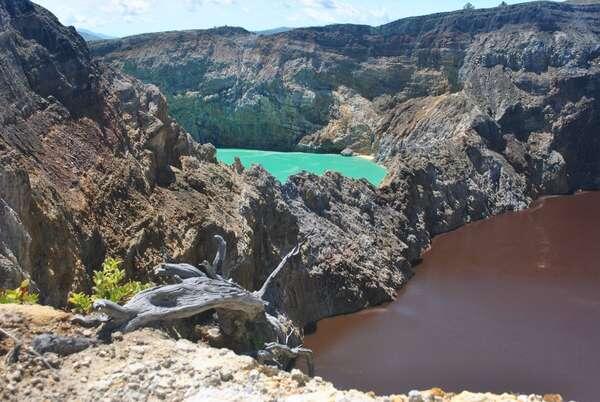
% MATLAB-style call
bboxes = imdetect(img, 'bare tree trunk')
[93,274,266,333]
[90,235,314,374]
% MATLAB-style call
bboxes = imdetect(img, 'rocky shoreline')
[0,305,568,402]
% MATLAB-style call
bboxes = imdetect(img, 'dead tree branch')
[257,342,314,376]
[94,275,266,334]
[212,235,227,277]
[254,243,302,300]
[91,234,313,375]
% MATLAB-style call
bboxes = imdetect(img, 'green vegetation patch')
[0,279,39,305]
[69,257,153,314]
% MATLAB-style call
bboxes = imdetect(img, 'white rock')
[409,390,423,402]
[8,369,22,382]
[128,363,146,375]
[176,339,195,352]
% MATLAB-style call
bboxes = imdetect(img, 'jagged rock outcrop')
[0,0,411,332]
[0,0,217,303]
[92,2,600,158]
[91,2,600,251]
[276,172,409,324]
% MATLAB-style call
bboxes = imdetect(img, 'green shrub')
[68,257,152,314]
[0,279,39,305]
[68,292,94,314]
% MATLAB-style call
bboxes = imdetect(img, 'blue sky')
[34,0,540,38]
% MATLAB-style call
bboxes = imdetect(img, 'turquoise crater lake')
[217,148,388,186]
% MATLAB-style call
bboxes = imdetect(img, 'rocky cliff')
[3,0,600,329]
[0,0,410,329]
[91,1,600,245]
[92,1,600,159]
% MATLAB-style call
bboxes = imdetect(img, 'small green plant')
[0,279,39,305]
[68,257,152,314]
[68,292,94,314]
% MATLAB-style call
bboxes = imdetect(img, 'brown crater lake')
[304,191,600,402]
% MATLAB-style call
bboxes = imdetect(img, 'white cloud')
[286,0,390,25]
[33,0,154,29]
[63,13,103,29]
[33,2,103,28]
[101,0,153,19]
[183,0,237,11]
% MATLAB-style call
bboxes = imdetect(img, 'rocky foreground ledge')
[0,305,567,402]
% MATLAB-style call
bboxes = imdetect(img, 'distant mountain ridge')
[566,0,600,4]
[90,0,600,256]
[254,27,293,35]
[76,28,115,42]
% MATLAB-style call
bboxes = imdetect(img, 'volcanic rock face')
[92,2,600,246]
[0,0,409,329]
[0,1,234,297]
[92,2,600,158]
[1,0,600,343]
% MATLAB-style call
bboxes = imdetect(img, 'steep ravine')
[2,0,600,341]
[0,0,598,399]
[0,0,406,335]
[92,0,600,273]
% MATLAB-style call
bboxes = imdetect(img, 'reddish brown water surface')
[305,192,600,402]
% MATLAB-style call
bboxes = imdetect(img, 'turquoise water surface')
[217,148,387,186]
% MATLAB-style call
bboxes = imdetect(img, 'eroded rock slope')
[0,0,408,329]
[92,2,600,159]
[92,1,600,252]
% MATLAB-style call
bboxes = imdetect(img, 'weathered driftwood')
[257,342,315,376]
[2,327,22,365]
[94,274,266,334]
[5,342,21,364]
[94,235,304,334]
[71,313,108,328]
[154,235,227,281]
[154,263,206,282]
[211,235,227,277]
[91,234,314,374]
[254,242,302,300]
